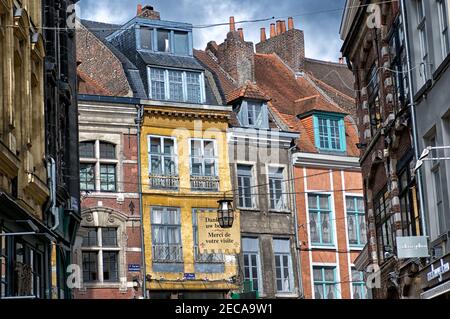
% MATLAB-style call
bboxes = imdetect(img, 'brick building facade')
[341,0,424,298]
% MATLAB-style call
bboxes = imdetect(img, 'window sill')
[238,207,260,212]
[82,282,122,289]
[349,245,366,251]
[413,79,432,103]
[275,292,298,298]
[269,210,291,214]
[432,52,450,82]
[310,245,336,251]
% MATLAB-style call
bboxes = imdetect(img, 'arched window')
[79,141,117,192]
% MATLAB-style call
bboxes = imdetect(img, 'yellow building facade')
[140,100,240,298]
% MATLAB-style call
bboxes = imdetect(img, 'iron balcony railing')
[152,244,183,263]
[193,246,224,263]
[190,175,220,192]
[149,175,180,190]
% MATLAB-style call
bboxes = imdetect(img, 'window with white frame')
[309,194,334,246]
[313,266,339,299]
[138,27,189,55]
[351,268,369,299]
[237,165,256,209]
[242,237,262,293]
[79,141,118,192]
[268,167,287,211]
[346,196,367,247]
[429,136,446,237]
[273,239,294,294]
[81,227,120,283]
[417,0,428,84]
[437,0,450,59]
[148,136,177,176]
[151,207,183,262]
[190,139,217,177]
[149,67,204,103]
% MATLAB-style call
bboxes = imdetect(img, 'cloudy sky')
[78,0,346,62]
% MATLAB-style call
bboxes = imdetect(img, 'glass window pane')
[79,142,95,158]
[186,72,201,103]
[103,252,118,282]
[100,142,115,159]
[140,27,153,50]
[100,164,116,192]
[102,228,118,247]
[80,164,95,191]
[151,68,166,100]
[82,252,98,282]
[174,31,189,55]
[168,70,183,101]
[157,29,170,52]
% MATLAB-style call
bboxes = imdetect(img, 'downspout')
[400,0,428,237]
[136,104,147,298]
[289,146,304,299]
[46,157,59,231]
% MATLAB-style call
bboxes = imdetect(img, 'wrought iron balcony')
[194,246,224,263]
[152,244,183,263]
[149,174,180,190]
[190,175,220,192]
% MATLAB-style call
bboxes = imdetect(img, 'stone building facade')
[341,0,425,298]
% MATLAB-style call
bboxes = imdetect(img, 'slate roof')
[139,52,204,71]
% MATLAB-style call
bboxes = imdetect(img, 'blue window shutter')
[255,103,269,129]
[313,115,320,149]
[339,118,347,152]
[238,101,249,127]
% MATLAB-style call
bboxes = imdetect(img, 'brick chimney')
[256,17,305,72]
[137,4,160,20]
[212,17,255,86]
[230,16,236,32]
[260,28,266,42]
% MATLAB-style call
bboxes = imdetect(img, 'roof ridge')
[304,57,347,67]
[307,72,355,102]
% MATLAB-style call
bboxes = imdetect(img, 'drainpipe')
[400,0,428,237]
[136,104,147,298]
[289,146,304,299]
[46,157,59,231]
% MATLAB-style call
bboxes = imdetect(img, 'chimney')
[281,20,286,33]
[276,20,282,35]
[238,28,244,41]
[137,4,143,15]
[260,28,266,42]
[215,25,255,86]
[288,17,294,30]
[229,16,236,32]
[339,57,345,64]
[270,23,276,37]
[138,5,161,20]
[256,22,305,72]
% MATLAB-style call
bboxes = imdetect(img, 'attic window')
[236,101,269,129]
[157,29,170,52]
[174,31,189,55]
[140,27,153,50]
[313,113,346,152]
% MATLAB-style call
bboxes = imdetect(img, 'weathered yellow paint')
[140,105,239,291]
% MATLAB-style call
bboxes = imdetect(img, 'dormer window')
[148,67,205,103]
[313,113,346,152]
[137,26,192,56]
[236,101,269,129]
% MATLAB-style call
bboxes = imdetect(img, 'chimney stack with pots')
[137,4,161,20]
[256,17,305,72]
[238,28,244,41]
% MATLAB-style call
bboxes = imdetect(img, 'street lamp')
[217,199,234,228]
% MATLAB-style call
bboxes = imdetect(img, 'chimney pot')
[230,16,236,32]
[281,20,286,33]
[339,57,345,64]
[270,23,276,38]
[137,4,143,15]
[288,17,294,30]
[276,21,282,35]
[260,28,266,42]
[238,28,244,40]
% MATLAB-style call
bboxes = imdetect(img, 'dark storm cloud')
[78,0,346,61]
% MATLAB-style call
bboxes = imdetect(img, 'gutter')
[289,146,304,299]
[136,104,147,298]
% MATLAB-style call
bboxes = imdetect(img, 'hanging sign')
[198,210,240,254]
